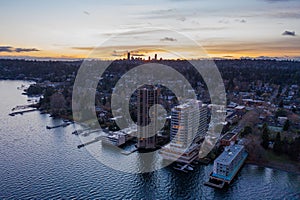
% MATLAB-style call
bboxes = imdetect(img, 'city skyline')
[0,0,299,60]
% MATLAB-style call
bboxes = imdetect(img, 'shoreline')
[245,160,300,175]
[9,80,300,176]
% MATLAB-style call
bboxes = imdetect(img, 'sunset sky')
[0,0,299,60]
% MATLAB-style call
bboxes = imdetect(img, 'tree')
[289,137,300,161]
[275,109,287,118]
[278,100,284,108]
[283,119,290,131]
[227,78,235,92]
[261,123,269,149]
[273,132,282,154]
[281,136,289,154]
[50,92,67,116]
[26,84,43,95]
[102,97,106,106]
[241,126,252,137]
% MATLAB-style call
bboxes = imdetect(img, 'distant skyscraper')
[160,100,208,163]
[154,54,157,60]
[137,86,159,149]
[127,52,130,60]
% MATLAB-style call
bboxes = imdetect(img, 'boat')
[72,130,84,135]
[186,165,194,171]
[173,163,193,173]
[173,166,188,173]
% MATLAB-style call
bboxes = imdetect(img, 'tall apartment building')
[137,86,159,149]
[160,99,208,164]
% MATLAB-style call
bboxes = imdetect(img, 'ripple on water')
[0,81,300,199]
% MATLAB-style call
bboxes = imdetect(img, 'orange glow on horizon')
[0,45,299,60]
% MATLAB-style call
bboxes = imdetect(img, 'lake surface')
[0,80,299,200]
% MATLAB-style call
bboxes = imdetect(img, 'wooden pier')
[9,108,37,116]
[46,122,73,129]
[120,148,138,155]
[173,163,194,173]
[77,137,102,148]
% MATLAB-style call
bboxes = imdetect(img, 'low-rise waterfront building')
[205,144,248,188]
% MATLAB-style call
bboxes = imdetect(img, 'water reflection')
[0,81,299,199]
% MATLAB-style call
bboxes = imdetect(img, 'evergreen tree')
[241,126,252,137]
[261,123,269,149]
[273,132,282,154]
[289,137,300,161]
[279,100,284,108]
[227,78,235,91]
[283,120,290,131]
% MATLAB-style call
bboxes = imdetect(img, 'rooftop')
[221,132,236,141]
[173,99,202,110]
[215,144,245,165]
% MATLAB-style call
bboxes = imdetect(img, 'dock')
[204,175,226,189]
[120,148,138,155]
[173,163,194,173]
[77,136,102,148]
[81,129,102,137]
[9,108,37,116]
[197,157,211,165]
[72,128,90,135]
[46,122,73,129]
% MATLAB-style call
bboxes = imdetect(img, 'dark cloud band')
[0,46,40,53]
[282,30,296,36]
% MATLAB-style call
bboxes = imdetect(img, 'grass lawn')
[265,150,294,163]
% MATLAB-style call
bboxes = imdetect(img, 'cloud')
[0,46,40,53]
[264,0,296,2]
[202,39,300,56]
[0,46,13,52]
[135,8,192,22]
[219,19,246,24]
[218,19,229,24]
[71,46,95,51]
[111,52,124,57]
[176,16,186,22]
[271,12,300,19]
[160,37,177,42]
[131,53,146,57]
[282,30,296,36]
[15,48,39,52]
[83,11,90,15]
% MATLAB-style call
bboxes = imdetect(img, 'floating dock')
[46,122,73,129]
[197,157,211,165]
[72,128,90,135]
[77,137,102,149]
[173,163,194,173]
[120,148,138,155]
[9,108,37,116]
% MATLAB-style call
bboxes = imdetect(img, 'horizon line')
[0,55,300,62]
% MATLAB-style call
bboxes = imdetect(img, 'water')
[0,80,299,200]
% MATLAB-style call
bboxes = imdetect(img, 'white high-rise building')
[160,99,208,164]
